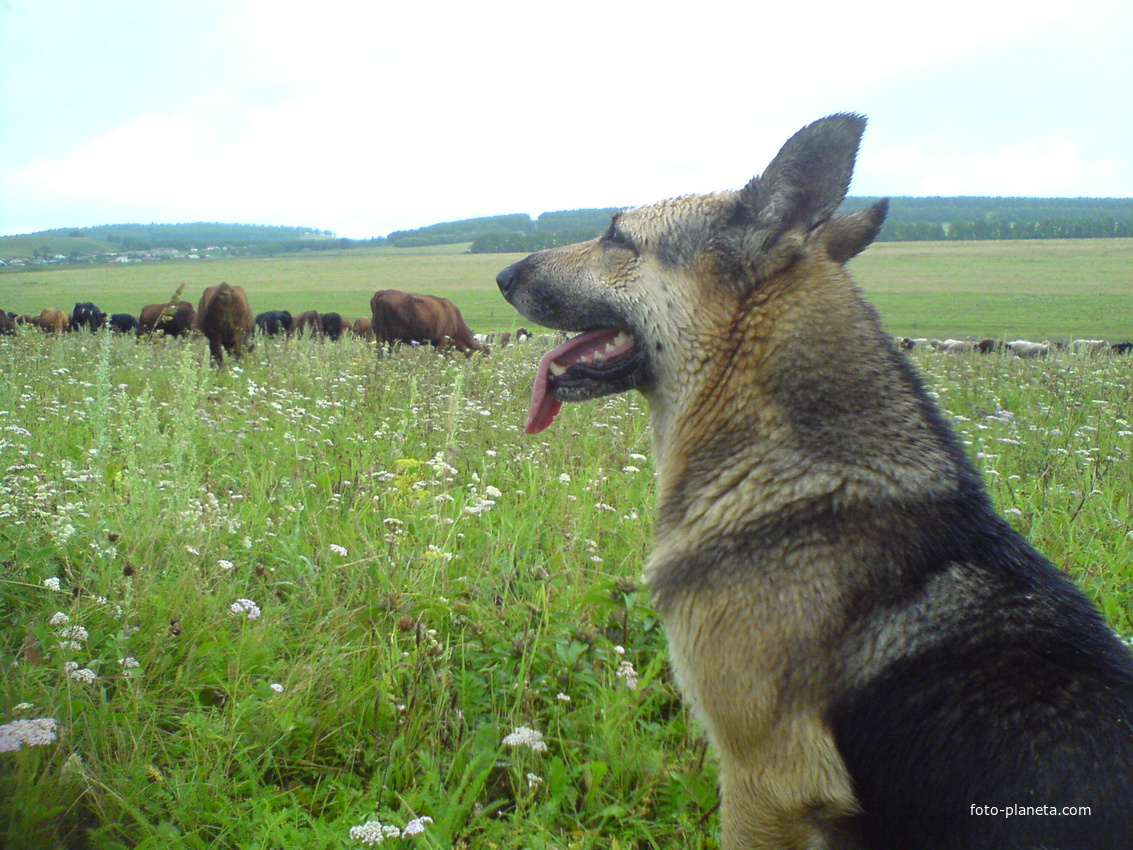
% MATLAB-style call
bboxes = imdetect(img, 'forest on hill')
[5,198,1133,263]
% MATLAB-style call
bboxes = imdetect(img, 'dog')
[496,114,1133,849]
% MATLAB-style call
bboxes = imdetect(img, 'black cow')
[1113,341,1133,355]
[109,313,139,334]
[255,310,293,336]
[319,311,346,341]
[71,302,107,332]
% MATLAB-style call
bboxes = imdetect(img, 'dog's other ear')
[726,114,867,280]
[821,199,889,264]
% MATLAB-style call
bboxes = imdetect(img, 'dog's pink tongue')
[525,329,621,434]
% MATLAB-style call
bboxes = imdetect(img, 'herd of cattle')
[3,291,1130,365]
[900,336,1133,357]
[0,287,501,365]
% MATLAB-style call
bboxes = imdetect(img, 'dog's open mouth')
[526,329,640,433]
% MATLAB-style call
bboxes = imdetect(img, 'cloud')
[3,0,1130,237]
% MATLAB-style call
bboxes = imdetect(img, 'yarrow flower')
[616,660,639,691]
[230,598,261,620]
[349,816,433,844]
[0,718,58,752]
[502,726,548,752]
[218,559,235,571]
[63,661,97,684]
[43,577,62,592]
[270,682,284,694]
[329,544,349,557]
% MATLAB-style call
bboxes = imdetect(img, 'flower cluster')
[349,816,433,844]
[230,598,261,620]
[502,726,548,752]
[0,718,58,752]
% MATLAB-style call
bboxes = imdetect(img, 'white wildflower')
[0,718,58,752]
[43,577,62,592]
[526,772,544,788]
[270,682,284,694]
[483,485,502,498]
[119,656,141,669]
[218,559,235,571]
[502,726,548,752]
[556,693,572,702]
[230,598,261,620]
[58,625,88,642]
[401,816,433,836]
[558,473,571,484]
[349,820,403,844]
[63,662,97,684]
[49,612,71,627]
[329,544,349,557]
[616,659,639,690]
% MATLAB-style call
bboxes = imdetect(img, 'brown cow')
[370,290,489,356]
[0,310,17,335]
[194,282,254,366]
[139,300,195,337]
[33,307,69,333]
[292,310,321,337]
[352,316,374,338]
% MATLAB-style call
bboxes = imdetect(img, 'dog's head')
[497,114,888,434]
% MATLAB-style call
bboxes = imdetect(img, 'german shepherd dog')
[496,115,1133,849]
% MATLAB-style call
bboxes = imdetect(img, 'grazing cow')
[1112,341,1133,355]
[139,300,195,336]
[109,313,139,334]
[33,307,69,333]
[370,290,490,356]
[71,302,107,332]
[319,311,347,341]
[516,327,531,342]
[352,316,374,338]
[255,310,293,336]
[0,310,16,335]
[293,310,321,337]
[1006,339,1051,358]
[194,282,254,366]
[976,337,1002,354]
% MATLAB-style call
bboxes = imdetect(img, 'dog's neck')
[645,267,968,545]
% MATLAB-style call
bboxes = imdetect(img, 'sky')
[2,0,1131,239]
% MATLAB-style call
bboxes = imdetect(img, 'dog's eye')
[604,225,636,252]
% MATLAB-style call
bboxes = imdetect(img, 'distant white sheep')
[1006,340,1051,358]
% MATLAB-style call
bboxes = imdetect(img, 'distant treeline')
[18,198,1133,259]
[35,222,336,253]
[451,198,1133,253]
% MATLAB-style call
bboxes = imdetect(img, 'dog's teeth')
[614,332,630,346]
[549,362,567,377]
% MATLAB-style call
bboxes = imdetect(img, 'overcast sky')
[2,0,1130,239]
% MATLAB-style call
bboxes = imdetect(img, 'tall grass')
[0,331,1130,848]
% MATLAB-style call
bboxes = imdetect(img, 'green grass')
[3,238,1133,339]
[0,328,1131,849]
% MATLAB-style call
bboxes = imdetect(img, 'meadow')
[3,237,1133,341]
[1,320,1131,849]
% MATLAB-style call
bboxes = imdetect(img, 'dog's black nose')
[496,262,520,297]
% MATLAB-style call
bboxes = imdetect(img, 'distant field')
[3,238,1132,340]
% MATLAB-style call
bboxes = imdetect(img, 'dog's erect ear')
[821,199,889,264]
[726,114,867,279]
